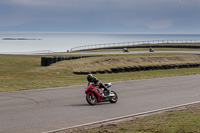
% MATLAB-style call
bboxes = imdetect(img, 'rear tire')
[86,93,97,105]
[109,91,118,103]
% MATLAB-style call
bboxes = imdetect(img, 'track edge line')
[42,100,200,133]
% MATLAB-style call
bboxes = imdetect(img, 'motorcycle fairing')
[85,83,103,102]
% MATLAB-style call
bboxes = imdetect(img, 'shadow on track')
[70,102,111,107]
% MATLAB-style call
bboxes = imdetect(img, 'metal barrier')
[70,40,200,52]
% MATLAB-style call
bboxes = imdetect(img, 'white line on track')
[42,100,200,133]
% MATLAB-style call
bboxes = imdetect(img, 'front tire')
[109,91,118,103]
[86,93,97,105]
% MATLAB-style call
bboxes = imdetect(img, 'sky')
[0,0,200,33]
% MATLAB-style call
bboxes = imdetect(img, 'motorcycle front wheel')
[86,93,97,105]
[109,91,118,103]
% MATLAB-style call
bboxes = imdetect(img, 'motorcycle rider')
[87,74,110,96]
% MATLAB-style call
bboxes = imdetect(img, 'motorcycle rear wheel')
[109,91,118,103]
[86,93,97,105]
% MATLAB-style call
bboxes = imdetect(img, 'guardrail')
[70,40,200,52]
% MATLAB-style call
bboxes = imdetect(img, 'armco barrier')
[73,63,200,75]
[41,55,102,66]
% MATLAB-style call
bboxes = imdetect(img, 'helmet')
[87,74,93,82]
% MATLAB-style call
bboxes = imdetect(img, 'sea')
[0,32,200,54]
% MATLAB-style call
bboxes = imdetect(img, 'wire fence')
[70,39,200,52]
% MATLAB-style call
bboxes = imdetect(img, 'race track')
[65,51,200,55]
[27,50,200,55]
[0,74,200,133]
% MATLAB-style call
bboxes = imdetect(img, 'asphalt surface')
[9,50,200,55]
[1,74,200,133]
[66,51,200,55]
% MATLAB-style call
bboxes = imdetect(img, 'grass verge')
[1,53,200,92]
[80,103,200,133]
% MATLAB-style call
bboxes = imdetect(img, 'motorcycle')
[85,82,118,105]
[123,48,129,52]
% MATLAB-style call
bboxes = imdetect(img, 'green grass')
[72,53,200,72]
[0,55,86,92]
[82,105,200,133]
[1,53,200,133]
[1,53,200,92]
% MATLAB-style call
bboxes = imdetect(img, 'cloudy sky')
[0,0,200,33]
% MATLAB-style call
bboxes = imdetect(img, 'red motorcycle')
[85,82,118,105]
